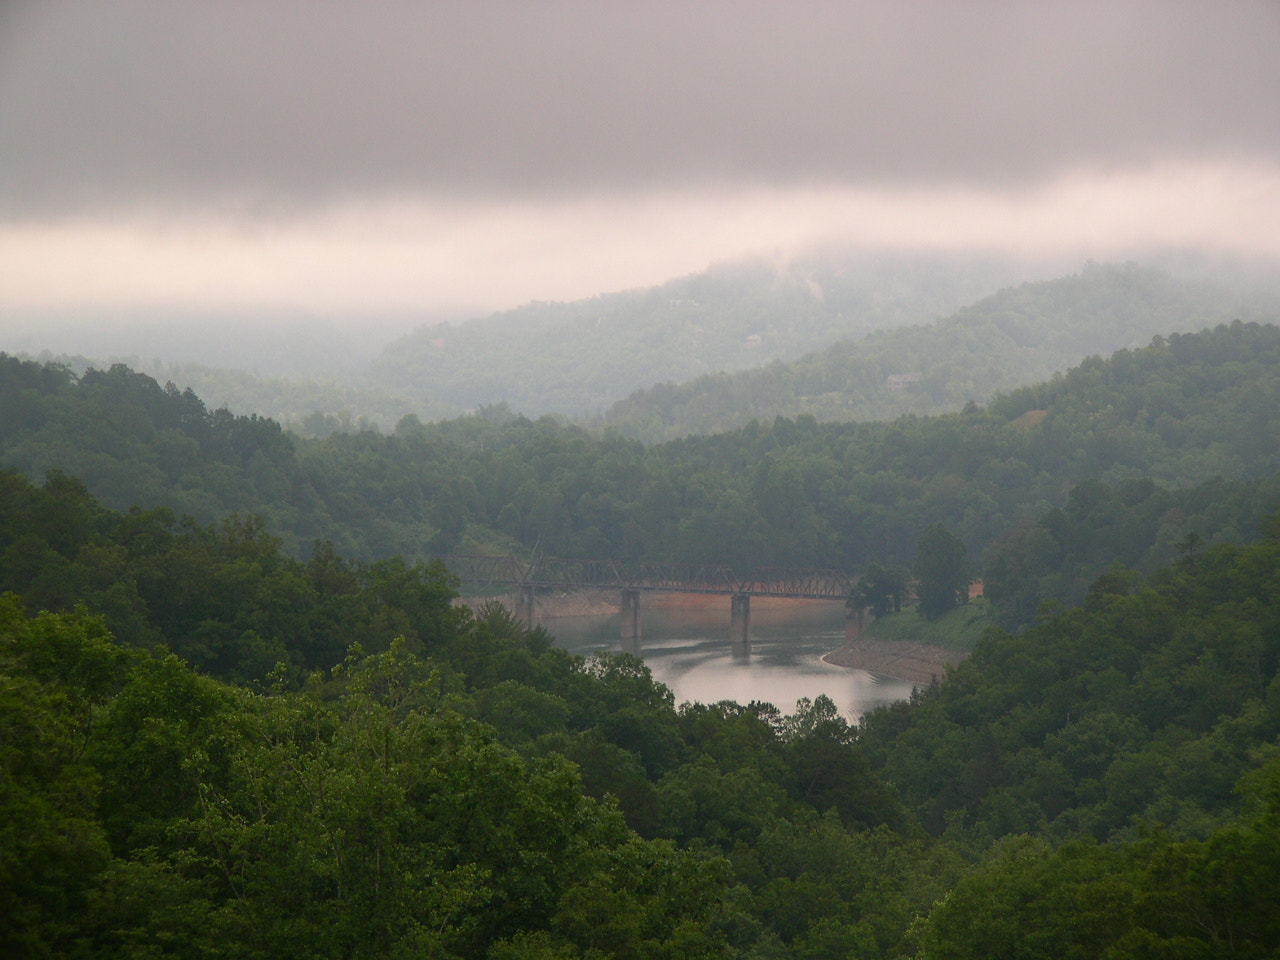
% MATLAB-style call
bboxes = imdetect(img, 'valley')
[5,258,1280,959]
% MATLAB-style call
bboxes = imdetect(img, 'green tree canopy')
[914,522,969,620]
[852,561,908,617]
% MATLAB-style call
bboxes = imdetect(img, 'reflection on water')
[542,605,917,722]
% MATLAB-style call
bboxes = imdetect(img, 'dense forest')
[3,320,1280,589]
[4,463,1280,957]
[603,262,1263,440]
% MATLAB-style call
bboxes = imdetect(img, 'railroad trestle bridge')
[436,555,862,644]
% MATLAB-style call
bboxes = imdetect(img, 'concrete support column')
[730,593,751,646]
[515,585,536,626]
[620,589,642,640]
[844,605,865,641]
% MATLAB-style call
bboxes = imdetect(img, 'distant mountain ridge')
[28,253,1036,432]
[602,262,1270,440]
[365,252,1048,416]
[18,260,1270,443]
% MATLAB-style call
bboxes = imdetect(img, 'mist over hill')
[365,251,1054,416]
[11,254,1277,441]
[603,262,1278,440]
[5,251,1054,432]
[0,309,430,379]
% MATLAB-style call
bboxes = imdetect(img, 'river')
[539,600,919,723]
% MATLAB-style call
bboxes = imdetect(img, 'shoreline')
[823,639,967,686]
[459,588,966,685]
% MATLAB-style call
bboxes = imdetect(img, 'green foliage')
[3,483,1280,955]
[0,468,467,680]
[5,319,1280,580]
[915,523,970,620]
[126,355,459,435]
[852,561,909,617]
[0,599,117,958]
[861,523,1280,844]
[861,598,993,654]
[912,759,1280,959]
[984,473,1280,630]
[911,837,1145,960]
[603,262,1248,440]
[778,695,901,830]
[0,602,751,958]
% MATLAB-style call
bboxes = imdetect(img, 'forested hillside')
[22,352,459,437]
[982,472,1280,629]
[4,465,1280,957]
[3,321,1280,583]
[604,262,1258,440]
[367,253,1042,416]
[122,357,457,436]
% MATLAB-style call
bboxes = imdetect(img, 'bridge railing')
[440,555,533,585]
[633,562,740,593]
[435,555,856,600]
[733,567,857,599]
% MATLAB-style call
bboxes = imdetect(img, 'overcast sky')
[2,0,1278,324]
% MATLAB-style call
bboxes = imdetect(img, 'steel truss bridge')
[436,555,857,601]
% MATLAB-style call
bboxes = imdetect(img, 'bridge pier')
[730,593,751,646]
[514,584,536,626]
[844,605,865,641]
[620,589,641,640]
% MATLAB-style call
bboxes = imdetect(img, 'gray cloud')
[2,0,1278,218]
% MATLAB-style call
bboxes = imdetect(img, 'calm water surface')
[541,603,917,722]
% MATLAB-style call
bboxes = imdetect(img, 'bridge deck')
[437,555,856,601]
